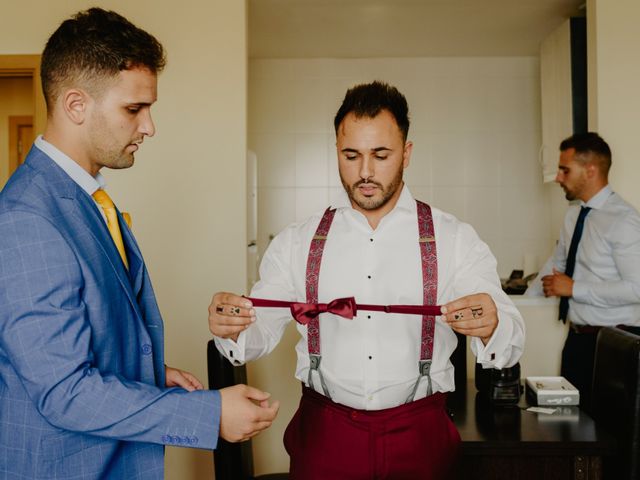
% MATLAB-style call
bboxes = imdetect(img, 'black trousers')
[561,326,640,413]
[561,330,597,412]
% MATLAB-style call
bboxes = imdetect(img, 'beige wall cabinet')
[540,19,573,183]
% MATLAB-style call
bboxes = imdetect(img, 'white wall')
[0,2,247,479]
[587,0,640,209]
[247,56,552,475]
[250,57,552,279]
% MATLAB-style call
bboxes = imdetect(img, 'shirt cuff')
[472,310,514,369]
[571,281,588,303]
[214,331,247,366]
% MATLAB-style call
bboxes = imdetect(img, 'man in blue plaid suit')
[0,8,278,479]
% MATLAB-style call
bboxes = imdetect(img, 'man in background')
[209,81,524,479]
[527,132,640,410]
[0,8,277,479]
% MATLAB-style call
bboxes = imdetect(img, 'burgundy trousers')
[283,386,461,480]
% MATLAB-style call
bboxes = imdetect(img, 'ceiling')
[249,0,585,58]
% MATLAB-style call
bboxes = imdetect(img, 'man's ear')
[61,89,89,125]
[585,162,598,179]
[403,140,413,169]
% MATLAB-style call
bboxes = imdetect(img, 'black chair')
[591,327,640,480]
[207,340,289,480]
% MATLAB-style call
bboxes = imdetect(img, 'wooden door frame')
[0,55,46,138]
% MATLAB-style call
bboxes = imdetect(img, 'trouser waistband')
[570,323,640,335]
[301,384,447,422]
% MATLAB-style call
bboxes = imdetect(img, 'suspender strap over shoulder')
[305,207,337,396]
[304,202,438,403]
[407,200,438,401]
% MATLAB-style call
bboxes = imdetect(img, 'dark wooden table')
[449,381,617,480]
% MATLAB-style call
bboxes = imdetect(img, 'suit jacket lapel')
[73,190,143,317]
[119,215,144,296]
[25,148,149,328]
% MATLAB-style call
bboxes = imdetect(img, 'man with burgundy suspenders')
[209,81,525,479]
[526,132,640,411]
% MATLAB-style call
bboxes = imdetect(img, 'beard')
[89,111,138,170]
[340,164,404,211]
[562,186,576,202]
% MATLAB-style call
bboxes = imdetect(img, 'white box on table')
[525,376,580,406]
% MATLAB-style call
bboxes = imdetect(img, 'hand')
[541,268,573,297]
[219,384,280,442]
[442,293,498,344]
[209,292,256,342]
[165,366,204,392]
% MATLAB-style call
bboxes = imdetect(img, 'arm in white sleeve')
[573,215,640,307]
[453,223,525,369]
[525,218,569,296]
[214,228,298,364]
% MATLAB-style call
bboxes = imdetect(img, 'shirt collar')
[35,135,106,195]
[333,183,416,215]
[584,184,613,210]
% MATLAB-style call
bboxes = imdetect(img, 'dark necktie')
[558,206,591,322]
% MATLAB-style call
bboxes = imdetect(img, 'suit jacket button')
[141,344,152,355]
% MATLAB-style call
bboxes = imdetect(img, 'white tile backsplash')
[250,57,549,274]
[295,187,329,222]
[295,133,329,187]
[252,133,296,187]
[257,187,296,254]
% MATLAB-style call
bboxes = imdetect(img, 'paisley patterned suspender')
[305,201,437,402]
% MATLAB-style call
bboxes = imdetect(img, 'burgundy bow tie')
[246,297,442,325]
[290,297,357,325]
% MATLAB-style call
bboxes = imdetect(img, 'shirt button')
[367,275,371,279]
[367,315,371,319]
[369,238,374,242]
[190,436,199,445]
[141,344,152,355]
[161,435,170,443]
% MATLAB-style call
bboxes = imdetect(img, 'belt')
[570,322,640,335]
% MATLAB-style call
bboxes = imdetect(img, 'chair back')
[207,340,255,480]
[592,327,640,480]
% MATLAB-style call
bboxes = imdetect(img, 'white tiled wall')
[249,57,554,278]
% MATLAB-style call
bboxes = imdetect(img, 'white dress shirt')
[527,185,640,327]
[216,185,525,410]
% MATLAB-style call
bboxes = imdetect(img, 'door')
[9,115,34,174]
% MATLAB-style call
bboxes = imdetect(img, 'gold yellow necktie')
[92,189,129,269]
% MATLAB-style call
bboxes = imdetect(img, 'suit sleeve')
[0,211,220,449]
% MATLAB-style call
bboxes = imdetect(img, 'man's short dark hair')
[560,132,612,175]
[334,81,410,141]
[41,7,166,110]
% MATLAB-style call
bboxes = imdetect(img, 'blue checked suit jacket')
[0,146,221,479]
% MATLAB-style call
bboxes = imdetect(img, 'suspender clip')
[419,359,432,376]
[308,354,332,400]
[309,353,321,370]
